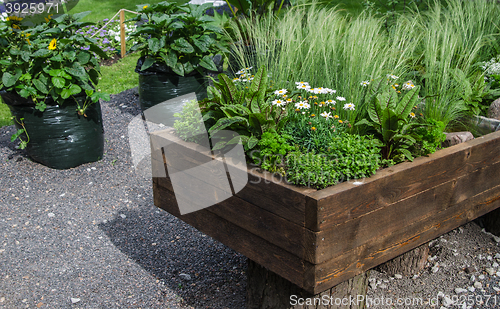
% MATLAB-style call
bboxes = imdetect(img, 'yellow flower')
[338,120,343,124]
[334,115,339,119]
[310,114,315,117]
[143,5,148,9]
[48,38,57,50]
[410,112,416,118]
[311,127,316,131]
[12,24,20,29]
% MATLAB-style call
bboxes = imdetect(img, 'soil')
[100,54,122,67]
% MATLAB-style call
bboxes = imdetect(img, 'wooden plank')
[310,182,500,293]
[155,174,319,263]
[153,183,312,290]
[314,160,500,264]
[307,130,500,232]
[206,194,319,264]
[151,128,316,225]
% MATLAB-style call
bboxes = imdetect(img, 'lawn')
[70,0,190,23]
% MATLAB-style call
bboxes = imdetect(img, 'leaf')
[11,128,25,142]
[49,69,63,77]
[52,76,66,88]
[202,23,223,34]
[88,68,99,84]
[199,55,217,71]
[395,85,420,118]
[161,51,177,68]
[21,51,30,62]
[208,116,249,136]
[61,88,72,99]
[246,135,259,150]
[2,72,18,88]
[193,37,209,53]
[77,52,91,64]
[141,57,155,71]
[148,38,161,54]
[50,54,64,62]
[380,109,399,143]
[183,62,194,75]
[69,84,82,95]
[218,74,240,105]
[172,62,184,76]
[369,95,384,125]
[32,79,49,94]
[172,38,194,54]
[399,148,414,161]
[65,64,86,78]
[248,66,267,113]
[89,44,108,59]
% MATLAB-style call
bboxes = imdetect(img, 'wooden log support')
[246,259,369,309]
[151,129,500,295]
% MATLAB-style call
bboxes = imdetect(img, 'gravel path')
[0,88,246,309]
[1,88,500,309]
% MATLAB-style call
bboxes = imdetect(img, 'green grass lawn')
[70,0,189,23]
[99,53,141,94]
[0,100,13,127]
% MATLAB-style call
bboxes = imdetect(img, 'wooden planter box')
[152,129,500,294]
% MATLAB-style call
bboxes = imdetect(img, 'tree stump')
[246,259,369,309]
[376,243,429,277]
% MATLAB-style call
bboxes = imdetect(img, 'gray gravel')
[2,88,500,309]
[0,88,246,309]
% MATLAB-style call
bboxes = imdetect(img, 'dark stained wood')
[151,128,500,295]
[314,160,500,264]
[311,182,500,293]
[307,130,500,232]
[206,195,319,264]
[246,259,368,309]
[153,183,312,290]
[151,129,316,225]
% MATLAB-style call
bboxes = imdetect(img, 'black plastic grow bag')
[135,57,209,111]
[1,91,104,169]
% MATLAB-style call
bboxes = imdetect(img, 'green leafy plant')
[128,1,230,76]
[10,117,29,149]
[355,83,423,163]
[202,65,286,151]
[285,133,381,189]
[173,99,207,143]
[251,130,295,174]
[0,12,110,113]
[412,118,446,156]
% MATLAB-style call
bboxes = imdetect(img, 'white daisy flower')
[343,103,355,111]
[402,81,416,90]
[272,99,286,107]
[295,81,309,86]
[324,88,336,94]
[336,96,346,101]
[320,111,332,119]
[360,81,370,87]
[297,84,311,90]
[326,99,336,105]
[388,74,399,80]
[274,89,288,96]
[295,101,310,109]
